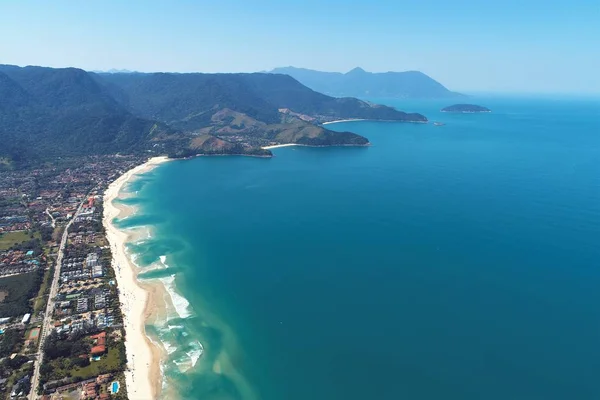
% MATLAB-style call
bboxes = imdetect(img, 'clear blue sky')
[1,0,599,93]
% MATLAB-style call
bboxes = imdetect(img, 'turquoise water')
[116,96,600,399]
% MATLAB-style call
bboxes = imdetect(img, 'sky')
[1,0,599,93]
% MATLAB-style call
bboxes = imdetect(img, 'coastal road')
[29,202,83,399]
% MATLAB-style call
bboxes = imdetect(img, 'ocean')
[115,96,600,400]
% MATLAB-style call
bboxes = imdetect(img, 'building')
[76,298,88,313]
[86,253,99,268]
[21,313,31,324]
[89,331,107,356]
[92,265,103,278]
[94,293,106,309]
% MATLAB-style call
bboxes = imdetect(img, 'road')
[29,202,83,399]
[45,208,56,228]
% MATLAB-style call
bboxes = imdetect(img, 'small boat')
[433,122,445,126]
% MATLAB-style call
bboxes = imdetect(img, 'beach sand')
[321,118,366,125]
[262,143,299,150]
[103,156,171,399]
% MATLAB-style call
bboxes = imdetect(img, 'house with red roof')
[89,331,107,356]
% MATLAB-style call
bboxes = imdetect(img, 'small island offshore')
[441,104,491,113]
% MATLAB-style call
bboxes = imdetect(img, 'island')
[441,104,491,113]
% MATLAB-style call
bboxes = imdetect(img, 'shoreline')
[102,156,171,399]
[262,143,299,150]
[321,118,428,125]
[321,118,366,125]
[262,142,371,150]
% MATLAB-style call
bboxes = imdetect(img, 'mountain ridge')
[269,66,465,99]
[0,64,428,166]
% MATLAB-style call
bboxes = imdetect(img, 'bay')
[119,96,600,400]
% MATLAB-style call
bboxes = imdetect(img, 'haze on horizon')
[1,0,599,94]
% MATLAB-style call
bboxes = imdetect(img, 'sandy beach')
[321,118,366,125]
[262,143,299,150]
[102,156,171,399]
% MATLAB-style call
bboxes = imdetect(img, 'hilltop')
[0,65,427,167]
[270,67,465,99]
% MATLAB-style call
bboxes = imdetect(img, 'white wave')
[171,341,203,373]
[162,340,177,355]
[149,329,177,355]
[187,341,204,368]
[160,364,168,389]
[159,255,169,267]
[127,252,144,270]
[160,274,192,319]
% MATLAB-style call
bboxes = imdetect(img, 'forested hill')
[270,67,465,99]
[0,65,171,165]
[0,64,428,167]
[95,71,426,128]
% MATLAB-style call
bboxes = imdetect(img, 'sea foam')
[187,341,204,368]
[172,341,203,373]
[160,274,192,319]
[159,255,168,267]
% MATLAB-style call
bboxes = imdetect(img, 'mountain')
[269,67,465,99]
[0,64,428,166]
[0,65,172,165]
[95,72,426,127]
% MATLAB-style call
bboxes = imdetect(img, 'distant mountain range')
[0,65,427,166]
[269,67,465,99]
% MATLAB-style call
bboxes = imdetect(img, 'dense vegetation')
[0,64,429,166]
[98,71,427,129]
[0,270,43,317]
[43,330,91,361]
[270,66,465,99]
[0,66,175,167]
[94,72,283,128]
[0,328,21,358]
[40,330,126,386]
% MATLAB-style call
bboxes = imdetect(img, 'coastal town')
[0,155,148,399]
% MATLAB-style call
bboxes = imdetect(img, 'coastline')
[102,156,171,399]
[262,143,299,150]
[321,118,428,125]
[321,118,366,125]
[262,143,371,150]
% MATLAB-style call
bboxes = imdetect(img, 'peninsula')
[441,104,491,113]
